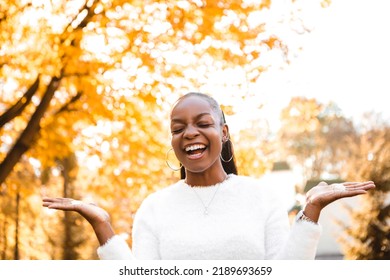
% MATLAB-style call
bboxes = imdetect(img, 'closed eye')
[171,128,183,134]
[198,123,212,128]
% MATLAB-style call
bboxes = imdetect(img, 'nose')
[183,124,199,139]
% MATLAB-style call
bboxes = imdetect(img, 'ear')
[222,124,229,142]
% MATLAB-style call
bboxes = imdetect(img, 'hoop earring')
[220,139,233,163]
[166,148,182,171]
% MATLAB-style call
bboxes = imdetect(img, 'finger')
[42,198,65,207]
[46,202,78,211]
[344,182,376,191]
[343,181,374,187]
[345,185,375,192]
[42,197,70,203]
[338,190,368,199]
[42,197,57,203]
[42,198,81,210]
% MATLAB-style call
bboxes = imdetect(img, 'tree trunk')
[62,159,75,260]
[13,187,20,260]
[1,218,8,259]
[0,74,62,185]
[61,154,81,260]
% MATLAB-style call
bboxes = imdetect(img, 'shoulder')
[138,180,184,209]
[229,174,280,201]
[229,174,266,190]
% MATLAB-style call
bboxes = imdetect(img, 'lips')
[183,143,207,160]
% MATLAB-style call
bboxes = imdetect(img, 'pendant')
[204,208,209,216]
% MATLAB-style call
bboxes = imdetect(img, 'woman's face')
[170,96,227,174]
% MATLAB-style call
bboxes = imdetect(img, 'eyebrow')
[171,112,213,123]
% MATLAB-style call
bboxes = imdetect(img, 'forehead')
[170,96,216,120]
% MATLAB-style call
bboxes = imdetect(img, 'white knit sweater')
[97,174,322,260]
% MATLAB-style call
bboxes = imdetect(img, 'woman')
[42,92,375,259]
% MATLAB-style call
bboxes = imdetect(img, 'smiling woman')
[169,92,237,183]
[42,92,376,260]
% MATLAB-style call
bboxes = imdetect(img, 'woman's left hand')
[303,181,375,222]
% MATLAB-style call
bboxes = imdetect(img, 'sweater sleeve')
[97,193,160,260]
[97,235,134,260]
[131,193,161,259]
[263,185,322,260]
[279,219,322,259]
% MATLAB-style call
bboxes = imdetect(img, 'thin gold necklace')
[187,174,229,216]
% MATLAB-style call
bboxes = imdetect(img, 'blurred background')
[0,0,389,260]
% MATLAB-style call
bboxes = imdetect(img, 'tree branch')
[54,91,83,116]
[0,75,40,129]
[0,71,63,185]
[60,0,99,44]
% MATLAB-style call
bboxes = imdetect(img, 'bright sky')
[245,0,390,131]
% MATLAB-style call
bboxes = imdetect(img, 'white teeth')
[185,144,206,152]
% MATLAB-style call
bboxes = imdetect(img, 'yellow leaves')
[11,116,28,132]
[30,124,73,169]
[0,0,332,259]
[321,0,332,8]
[280,97,323,133]
[220,105,234,116]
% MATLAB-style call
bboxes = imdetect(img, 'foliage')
[233,117,273,177]
[278,96,356,184]
[338,124,390,259]
[0,0,313,259]
[279,99,390,259]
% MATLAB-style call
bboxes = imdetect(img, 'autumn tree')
[1,0,323,259]
[0,158,42,259]
[232,111,273,177]
[278,97,356,184]
[279,98,390,259]
[337,117,390,259]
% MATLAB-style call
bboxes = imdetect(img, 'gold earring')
[166,148,182,171]
[220,138,233,162]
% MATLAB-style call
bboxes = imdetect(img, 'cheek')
[170,135,181,151]
[209,131,223,150]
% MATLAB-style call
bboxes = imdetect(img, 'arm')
[42,197,114,246]
[42,196,158,260]
[264,186,321,260]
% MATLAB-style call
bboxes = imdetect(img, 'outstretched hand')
[42,197,110,226]
[303,181,375,222]
[42,197,114,245]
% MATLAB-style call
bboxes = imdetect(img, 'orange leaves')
[280,97,323,133]
[0,0,329,259]
[263,36,279,50]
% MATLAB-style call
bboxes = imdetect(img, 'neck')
[184,168,227,187]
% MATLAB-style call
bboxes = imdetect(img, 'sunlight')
[81,27,129,62]
[1,0,388,262]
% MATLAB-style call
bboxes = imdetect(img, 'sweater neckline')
[180,174,235,189]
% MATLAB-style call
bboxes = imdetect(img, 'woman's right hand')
[42,197,115,245]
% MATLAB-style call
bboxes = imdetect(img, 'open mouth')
[184,144,207,159]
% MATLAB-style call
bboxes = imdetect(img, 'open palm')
[42,197,110,227]
[306,181,376,210]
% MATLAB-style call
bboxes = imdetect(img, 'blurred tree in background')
[278,97,390,259]
[337,117,390,259]
[278,96,356,185]
[0,0,309,259]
